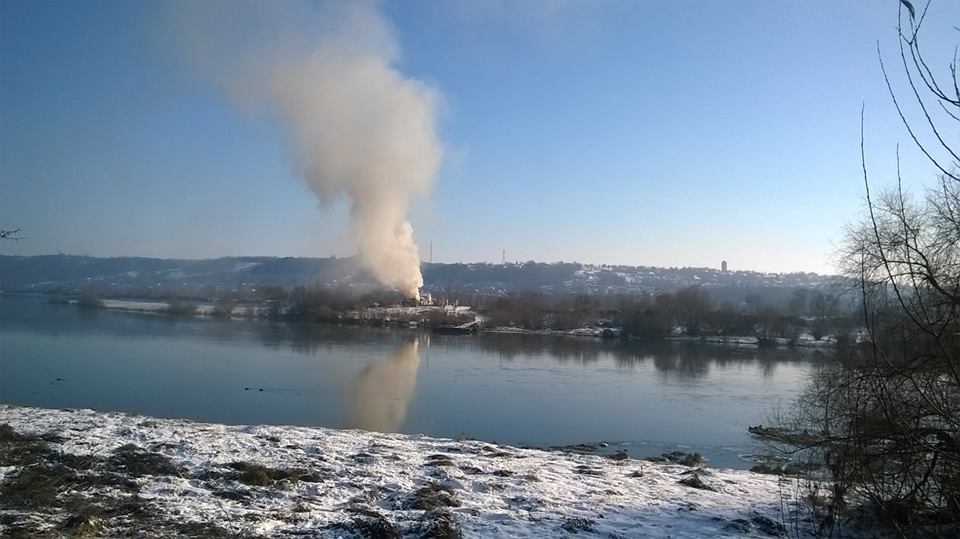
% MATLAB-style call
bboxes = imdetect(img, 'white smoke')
[169,1,441,298]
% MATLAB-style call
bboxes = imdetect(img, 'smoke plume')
[169,1,441,298]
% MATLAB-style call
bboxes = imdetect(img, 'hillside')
[0,255,839,302]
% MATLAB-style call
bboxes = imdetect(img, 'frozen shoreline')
[0,405,812,537]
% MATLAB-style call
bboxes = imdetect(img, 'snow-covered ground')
[0,405,813,537]
[100,299,220,316]
[488,326,618,338]
[675,334,840,349]
[100,299,171,312]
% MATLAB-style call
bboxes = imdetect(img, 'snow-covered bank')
[99,299,240,317]
[670,334,840,349]
[0,405,812,537]
[92,298,478,327]
[487,326,619,339]
[100,299,171,312]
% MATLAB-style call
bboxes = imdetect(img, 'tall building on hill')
[721,260,728,272]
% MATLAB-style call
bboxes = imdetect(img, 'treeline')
[167,285,416,322]
[619,287,854,343]
[471,286,855,342]
[64,282,855,341]
[271,286,409,322]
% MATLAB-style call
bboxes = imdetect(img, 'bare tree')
[754,2,960,535]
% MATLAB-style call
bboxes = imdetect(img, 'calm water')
[0,294,828,468]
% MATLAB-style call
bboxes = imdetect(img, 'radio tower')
[502,249,506,265]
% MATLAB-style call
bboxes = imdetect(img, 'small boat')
[433,321,479,335]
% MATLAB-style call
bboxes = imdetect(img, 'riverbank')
[37,294,844,348]
[64,296,478,328]
[670,334,841,348]
[485,326,619,338]
[0,405,811,537]
[487,326,842,349]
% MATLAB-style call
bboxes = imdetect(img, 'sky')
[1,0,958,274]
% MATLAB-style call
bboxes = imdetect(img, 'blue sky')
[2,0,958,273]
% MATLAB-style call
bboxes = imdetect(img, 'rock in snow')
[0,405,809,537]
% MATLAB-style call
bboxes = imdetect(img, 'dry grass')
[406,483,461,511]
[110,443,181,477]
[643,450,703,467]
[416,509,462,539]
[224,461,325,487]
[0,424,233,537]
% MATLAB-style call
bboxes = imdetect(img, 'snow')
[0,405,812,537]
[681,335,841,349]
[697,336,760,346]
[795,333,837,348]
[490,326,617,338]
[233,262,262,272]
[0,466,15,483]
[101,299,169,312]
[195,304,215,315]
[99,299,217,315]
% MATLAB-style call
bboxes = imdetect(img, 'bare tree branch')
[0,229,22,241]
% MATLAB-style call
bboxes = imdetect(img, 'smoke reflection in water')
[342,339,421,432]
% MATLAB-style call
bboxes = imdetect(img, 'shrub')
[76,289,104,309]
[165,299,196,316]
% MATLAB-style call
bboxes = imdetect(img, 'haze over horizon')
[0,251,830,277]
[3,0,959,275]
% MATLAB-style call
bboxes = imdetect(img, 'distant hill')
[0,255,366,296]
[0,255,843,304]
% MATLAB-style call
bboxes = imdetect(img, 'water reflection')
[0,295,827,469]
[1,295,831,384]
[452,334,832,380]
[260,323,834,382]
[342,340,421,432]
[256,323,412,355]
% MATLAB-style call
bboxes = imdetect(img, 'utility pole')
[429,241,433,264]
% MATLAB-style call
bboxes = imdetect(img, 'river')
[0,293,829,468]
